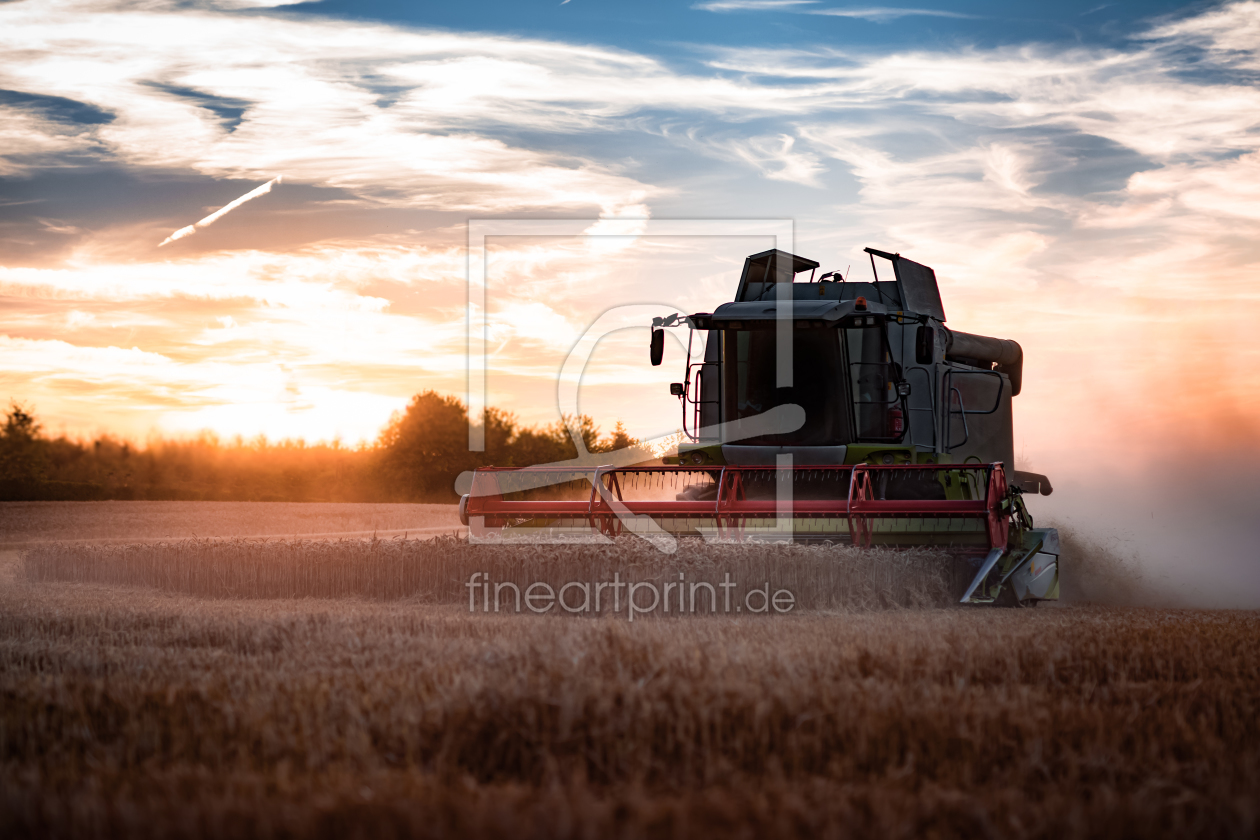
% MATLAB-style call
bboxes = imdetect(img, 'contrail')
[159,175,283,247]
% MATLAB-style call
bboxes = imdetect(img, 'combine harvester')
[460,248,1059,606]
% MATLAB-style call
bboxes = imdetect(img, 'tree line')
[0,392,655,503]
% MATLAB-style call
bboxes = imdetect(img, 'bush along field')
[3,536,1258,839]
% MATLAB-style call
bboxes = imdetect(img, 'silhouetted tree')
[0,401,46,482]
[594,421,638,454]
[376,391,519,501]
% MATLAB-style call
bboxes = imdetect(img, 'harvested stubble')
[21,536,964,611]
[0,570,1256,839]
[0,501,460,546]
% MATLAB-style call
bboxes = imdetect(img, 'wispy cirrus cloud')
[691,0,818,11]
[1142,0,1260,69]
[674,129,827,186]
[693,1,975,20]
[807,6,977,22]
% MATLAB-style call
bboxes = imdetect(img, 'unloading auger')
[460,248,1060,606]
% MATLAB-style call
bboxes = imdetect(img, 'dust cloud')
[1036,455,1260,609]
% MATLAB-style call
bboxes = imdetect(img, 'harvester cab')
[663,248,1027,472]
[460,247,1061,607]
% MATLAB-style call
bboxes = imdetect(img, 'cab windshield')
[722,324,900,445]
[723,328,846,445]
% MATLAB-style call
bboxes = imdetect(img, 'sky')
[2,0,1260,598]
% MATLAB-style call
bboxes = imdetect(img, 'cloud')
[0,0,686,216]
[0,106,102,176]
[65,310,95,329]
[690,132,827,186]
[693,1,973,20]
[209,0,313,7]
[1126,150,1260,222]
[1143,0,1260,70]
[808,6,977,22]
[692,0,818,11]
[159,175,282,246]
[488,301,579,352]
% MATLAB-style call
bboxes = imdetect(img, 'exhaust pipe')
[943,328,1023,396]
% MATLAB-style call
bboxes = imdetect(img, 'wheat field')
[21,536,966,612]
[0,501,461,547]
[2,512,1256,838]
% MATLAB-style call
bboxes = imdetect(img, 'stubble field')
[0,501,461,547]
[1,502,1256,838]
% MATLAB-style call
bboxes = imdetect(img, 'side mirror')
[915,325,935,365]
[896,381,911,397]
[650,328,664,366]
[670,382,685,396]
